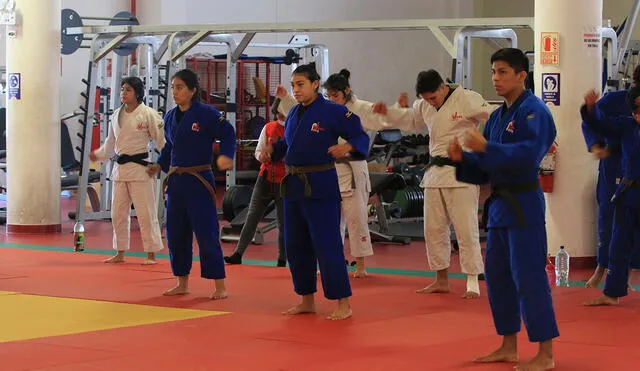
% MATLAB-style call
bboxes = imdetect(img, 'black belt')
[481,180,541,230]
[281,163,335,197]
[425,156,455,170]
[115,152,151,167]
[612,178,640,225]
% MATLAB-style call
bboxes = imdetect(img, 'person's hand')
[463,127,488,152]
[328,143,353,159]
[216,155,234,171]
[372,102,387,115]
[448,137,463,162]
[146,163,161,177]
[398,92,409,108]
[276,84,288,99]
[583,89,599,112]
[590,144,611,159]
[89,151,98,162]
[258,145,273,163]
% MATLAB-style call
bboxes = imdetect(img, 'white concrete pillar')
[535,0,602,262]
[6,0,61,233]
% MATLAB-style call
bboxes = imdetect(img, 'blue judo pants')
[284,198,352,300]
[596,171,640,269]
[603,188,640,298]
[485,225,560,343]
[166,171,225,279]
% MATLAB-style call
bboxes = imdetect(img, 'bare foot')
[103,252,125,263]
[210,279,228,300]
[163,286,189,296]
[210,290,228,300]
[585,266,605,288]
[327,300,352,320]
[583,295,619,306]
[141,258,157,265]
[514,355,555,370]
[462,291,480,299]
[416,280,450,294]
[163,276,189,296]
[283,295,315,315]
[283,303,316,315]
[353,270,368,278]
[473,348,519,363]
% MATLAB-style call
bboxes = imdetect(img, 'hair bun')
[339,68,351,80]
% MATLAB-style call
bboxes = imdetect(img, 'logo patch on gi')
[136,122,146,131]
[310,122,325,133]
[505,120,515,133]
[451,112,463,120]
[218,115,226,121]
[192,122,201,132]
[527,114,535,120]
[158,122,164,129]
[345,111,353,118]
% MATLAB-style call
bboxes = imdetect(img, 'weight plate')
[61,8,83,55]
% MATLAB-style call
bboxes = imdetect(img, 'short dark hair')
[171,69,201,103]
[292,62,321,83]
[633,64,640,85]
[490,48,530,74]
[323,69,352,101]
[415,70,444,97]
[121,76,145,103]
[627,85,640,111]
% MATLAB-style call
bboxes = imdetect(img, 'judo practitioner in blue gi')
[581,87,640,288]
[148,69,236,300]
[448,48,558,371]
[259,63,370,320]
[581,86,640,306]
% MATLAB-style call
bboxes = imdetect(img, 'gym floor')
[1,194,639,370]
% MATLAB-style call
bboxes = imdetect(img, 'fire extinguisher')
[539,141,558,193]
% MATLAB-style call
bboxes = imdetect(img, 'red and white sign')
[540,32,559,65]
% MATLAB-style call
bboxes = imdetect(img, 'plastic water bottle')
[73,220,85,252]
[555,246,569,287]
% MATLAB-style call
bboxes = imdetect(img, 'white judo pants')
[424,186,484,274]
[337,161,373,258]
[112,180,163,253]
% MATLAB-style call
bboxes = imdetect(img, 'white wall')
[135,0,477,106]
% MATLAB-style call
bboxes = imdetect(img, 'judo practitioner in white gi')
[90,77,166,264]
[373,70,494,298]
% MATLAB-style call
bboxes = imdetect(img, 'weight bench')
[368,172,411,245]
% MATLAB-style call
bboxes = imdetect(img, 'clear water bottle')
[73,220,85,252]
[555,245,569,287]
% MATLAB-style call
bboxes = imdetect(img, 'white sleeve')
[381,99,430,133]
[254,125,268,161]
[462,90,497,125]
[146,107,166,151]
[92,115,116,161]
[278,92,297,117]
[351,98,391,132]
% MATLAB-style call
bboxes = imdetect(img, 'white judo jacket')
[383,85,496,188]
[93,103,166,182]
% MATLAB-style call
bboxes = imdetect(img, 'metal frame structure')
[64,15,639,224]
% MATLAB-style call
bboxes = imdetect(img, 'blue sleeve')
[456,152,490,184]
[480,107,555,171]
[334,108,370,160]
[580,104,633,137]
[581,121,605,151]
[209,110,236,158]
[271,139,288,163]
[454,117,491,185]
[158,140,172,173]
[157,120,171,173]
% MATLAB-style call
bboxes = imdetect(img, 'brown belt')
[162,164,216,202]
[281,163,336,197]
